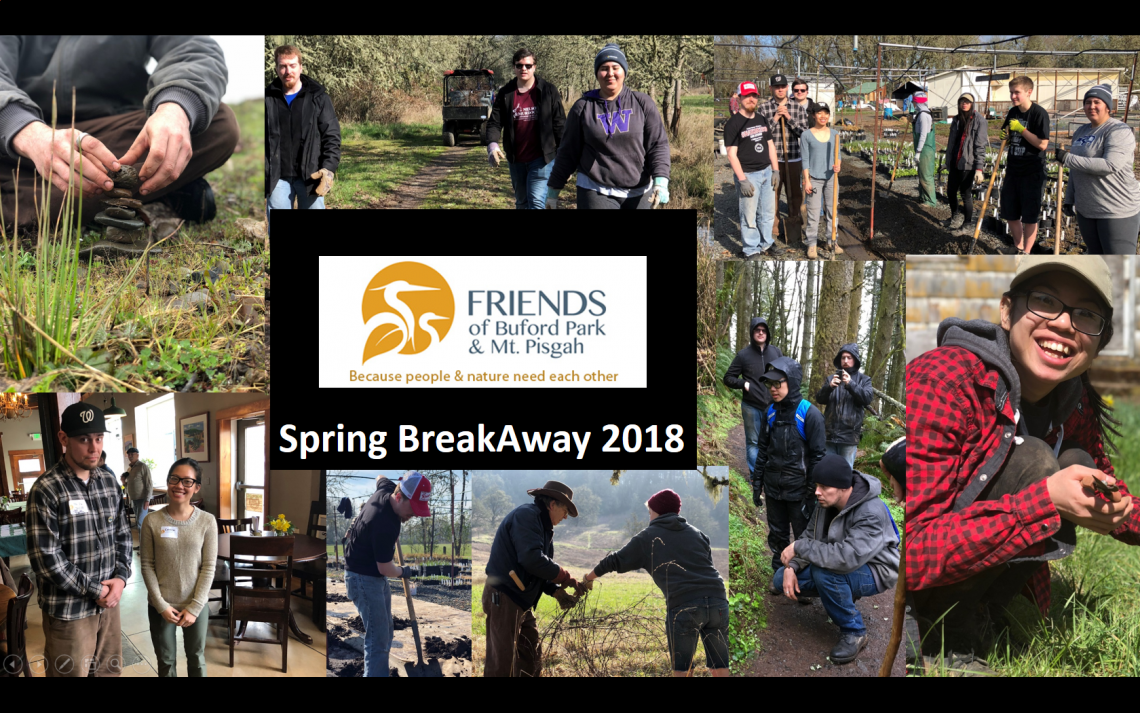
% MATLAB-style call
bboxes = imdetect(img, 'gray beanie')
[595,43,629,76]
[1084,83,1113,107]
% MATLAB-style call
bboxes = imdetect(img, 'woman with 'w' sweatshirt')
[545,44,671,210]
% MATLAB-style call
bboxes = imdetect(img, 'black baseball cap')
[770,74,788,87]
[61,403,108,436]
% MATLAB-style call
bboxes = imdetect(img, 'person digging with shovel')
[342,471,431,677]
[483,480,585,677]
[580,489,730,677]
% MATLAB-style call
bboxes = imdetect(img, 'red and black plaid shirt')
[906,346,1140,616]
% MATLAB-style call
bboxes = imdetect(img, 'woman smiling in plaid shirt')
[906,256,1138,674]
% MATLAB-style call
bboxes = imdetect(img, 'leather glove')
[574,577,594,594]
[564,576,580,592]
[649,176,669,205]
[1055,146,1069,164]
[1009,118,1027,133]
[399,566,418,579]
[488,142,506,168]
[737,178,756,198]
[310,168,334,197]
[1062,203,1075,217]
[551,588,578,611]
[974,169,985,185]
[545,186,559,210]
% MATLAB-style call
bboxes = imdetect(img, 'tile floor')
[6,527,326,677]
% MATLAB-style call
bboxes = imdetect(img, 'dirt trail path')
[373,145,473,209]
[728,422,904,677]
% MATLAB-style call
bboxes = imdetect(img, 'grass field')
[0,99,268,392]
[924,399,1140,676]
[473,577,715,677]
[326,122,448,208]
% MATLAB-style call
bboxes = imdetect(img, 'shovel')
[395,539,444,677]
[830,131,841,261]
[968,135,1008,255]
[1054,145,1066,255]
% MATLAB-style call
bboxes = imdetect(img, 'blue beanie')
[595,43,629,76]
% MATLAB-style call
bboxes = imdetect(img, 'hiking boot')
[833,242,844,254]
[807,245,818,259]
[829,632,868,664]
[941,212,963,230]
[920,652,995,677]
[164,177,217,223]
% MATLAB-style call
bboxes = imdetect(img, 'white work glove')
[545,186,559,210]
[487,142,506,168]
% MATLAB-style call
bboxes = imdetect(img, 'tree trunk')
[869,261,903,411]
[809,261,852,401]
[847,261,864,346]
[735,262,751,353]
[799,261,816,387]
[865,262,882,365]
[457,469,468,562]
[450,470,457,584]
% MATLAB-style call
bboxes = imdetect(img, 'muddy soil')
[727,422,905,677]
[424,635,473,659]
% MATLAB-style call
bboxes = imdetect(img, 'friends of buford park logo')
[362,262,454,362]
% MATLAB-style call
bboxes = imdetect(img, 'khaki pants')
[481,585,540,677]
[43,605,122,677]
[1,104,239,231]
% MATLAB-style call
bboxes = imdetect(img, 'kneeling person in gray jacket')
[773,454,900,665]
[581,489,729,677]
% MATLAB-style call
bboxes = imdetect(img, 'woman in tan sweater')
[140,458,217,677]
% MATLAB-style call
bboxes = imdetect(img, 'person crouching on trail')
[545,43,670,210]
[814,342,873,468]
[773,454,900,665]
[723,317,784,493]
[907,256,1136,675]
[580,489,730,677]
[485,47,565,210]
[483,481,585,677]
[756,357,826,573]
[342,472,431,677]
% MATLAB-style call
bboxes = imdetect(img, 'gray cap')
[1084,83,1113,107]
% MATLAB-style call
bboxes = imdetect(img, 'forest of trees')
[697,248,905,417]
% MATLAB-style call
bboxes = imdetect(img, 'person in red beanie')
[581,488,729,677]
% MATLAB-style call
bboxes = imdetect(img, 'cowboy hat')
[526,480,578,518]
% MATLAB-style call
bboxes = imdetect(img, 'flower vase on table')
[269,514,295,537]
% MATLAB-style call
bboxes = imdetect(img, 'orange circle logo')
[361,262,454,362]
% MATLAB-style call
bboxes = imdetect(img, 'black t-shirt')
[344,481,402,577]
[724,111,773,172]
[1005,102,1049,175]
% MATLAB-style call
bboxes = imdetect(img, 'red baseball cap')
[738,81,760,98]
[400,471,432,517]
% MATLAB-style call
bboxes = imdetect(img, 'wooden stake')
[830,129,841,260]
[969,136,1007,255]
[1054,146,1066,255]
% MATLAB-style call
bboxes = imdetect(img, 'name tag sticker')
[68,499,90,515]
[161,526,179,539]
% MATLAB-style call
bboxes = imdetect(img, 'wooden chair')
[0,574,34,677]
[227,536,294,673]
[209,518,259,625]
[149,493,167,506]
[291,502,325,601]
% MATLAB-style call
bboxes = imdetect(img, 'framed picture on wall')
[123,435,135,454]
[179,413,210,461]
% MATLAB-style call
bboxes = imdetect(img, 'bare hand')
[780,542,796,566]
[841,371,851,384]
[775,105,790,121]
[177,610,197,627]
[803,179,813,195]
[833,162,841,174]
[97,578,125,608]
[830,376,841,388]
[118,103,192,195]
[782,566,800,600]
[11,122,119,196]
[161,607,182,625]
[1047,466,1133,535]
[95,583,112,608]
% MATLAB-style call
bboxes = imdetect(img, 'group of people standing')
[724,75,842,260]
[722,317,902,665]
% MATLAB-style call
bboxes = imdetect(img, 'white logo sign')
[419,490,431,501]
[80,410,94,424]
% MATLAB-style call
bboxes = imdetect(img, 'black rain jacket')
[756,357,827,501]
[814,342,874,446]
[723,317,784,410]
[485,75,565,165]
[265,74,340,197]
[485,502,562,610]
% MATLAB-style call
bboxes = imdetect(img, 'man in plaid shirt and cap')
[757,74,810,243]
[27,403,132,677]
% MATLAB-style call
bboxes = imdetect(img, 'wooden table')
[218,532,327,644]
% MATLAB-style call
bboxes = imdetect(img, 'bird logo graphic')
[361,262,454,362]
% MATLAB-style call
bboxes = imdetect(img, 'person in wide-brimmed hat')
[483,480,586,677]
[581,489,729,677]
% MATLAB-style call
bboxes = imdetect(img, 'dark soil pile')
[347,615,365,632]
[424,635,473,660]
[393,616,410,630]
[326,592,350,603]
[409,583,472,612]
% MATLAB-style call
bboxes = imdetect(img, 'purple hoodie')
[547,86,671,191]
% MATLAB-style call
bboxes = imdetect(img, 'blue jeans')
[741,401,767,477]
[773,564,880,636]
[267,178,324,219]
[737,167,776,256]
[133,499,149,530]
[345,570,393,677]
[666,597,730,671]
[825,443,857,468]
[507,157,552,209]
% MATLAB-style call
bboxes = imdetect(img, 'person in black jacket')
[723,317,784,496]
[486,48,565,210]
[483,480,584,677]
[265,45,340,219]
[757,357,826,573]
[814,342,874,468]
[942,93,988,232]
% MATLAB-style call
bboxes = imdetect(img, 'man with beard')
[724,81,783,258]
[815,343,874,468]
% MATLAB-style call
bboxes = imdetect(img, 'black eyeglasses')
[763,378,787,388]
[515,63,534,69]
[1014,290,1107,336]
[167,476,201,488]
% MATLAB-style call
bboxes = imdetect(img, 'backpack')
[882,500,900,546]
[767,399,811,441]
